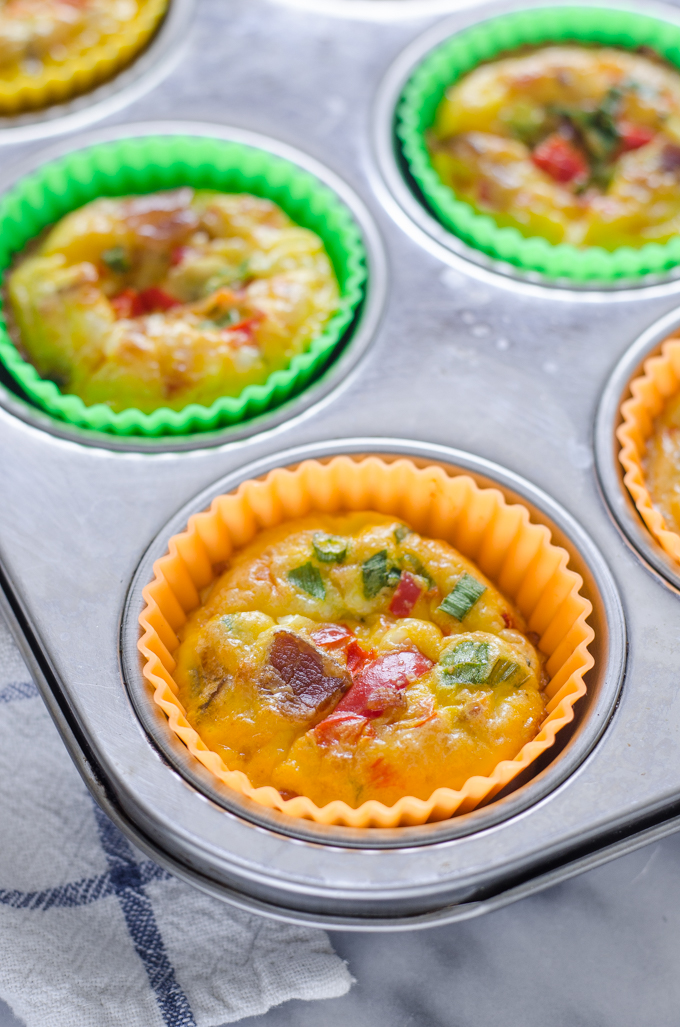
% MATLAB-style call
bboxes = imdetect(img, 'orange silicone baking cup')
[0,0,168,116]
[617,336,680,564]
[138,456,594,828]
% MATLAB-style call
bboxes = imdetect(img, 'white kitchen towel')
[0,614,351,1027]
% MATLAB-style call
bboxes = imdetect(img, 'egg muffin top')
[429,46,680,250]
[173,512,547,809]
[6,188,339,413]
[0,0,166,112]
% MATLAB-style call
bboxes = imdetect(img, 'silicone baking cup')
[0,0,168,116]
[138,456,594,827]
[397,6,680,283]
[0,136,366,437]
[618,335,680,563]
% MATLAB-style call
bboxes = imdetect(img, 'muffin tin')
[2,0,680,928]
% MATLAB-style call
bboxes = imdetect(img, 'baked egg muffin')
[6,188,339,413]
[638,383,680,536]
[173,512,547,809]
[0,0,167,113]
[429,45,680,249]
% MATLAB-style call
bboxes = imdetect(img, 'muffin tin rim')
[270,0,483,21]
[120,436,626,850]
[0,120,387,453]
[595,306,680,593]
[0,0,195,145]
[371,0,680,295]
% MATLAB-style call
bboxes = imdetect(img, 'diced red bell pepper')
[477,179,493,206]
[111,288,144,319]
[389,571,422,618]
[311,625,353,649]
[369,756,396,788]
[137,286,181,313]
[346,640,372,678]
[335,649,433,719]
[227,314,262,339]
[170,246,190,266]
[618,122,656,152]
[111,286,181,318]
[501,611,516,630]
[532,133,589,184]
[315,711,367,744]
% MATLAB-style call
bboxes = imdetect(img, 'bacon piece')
[123,189,199,247]
[259,630,350,719]
[661,144,680,173]
[389,571,422,618]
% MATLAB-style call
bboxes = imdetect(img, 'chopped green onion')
[438,573,486,620]
[362,550,388,599]
[394,524,411,544]
[312,532,347,563]
[504,102,547,148]
[288,562,325,600]
[401,553,434,589]
[487,657,529,689]
[440,641,490,684]
[386,566,402,587]
[102,246,131,273]
[627,79,658,103]
[212,308,242,328]
[601,85,623,118]
[204,265,247,296]
[553,104,619,158]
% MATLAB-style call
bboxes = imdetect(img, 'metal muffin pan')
[596,307,680,592]
[2,0,680,928]
[0,0,195,146]
[272,0,482,21]
[121,439,624,852]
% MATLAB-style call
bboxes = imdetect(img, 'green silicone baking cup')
[397,6,680,283]
[0,135,367,436]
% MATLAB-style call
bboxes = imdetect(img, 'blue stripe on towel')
[93,805,197,1027]
[0,681,39,703]
[0,860,168,910]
